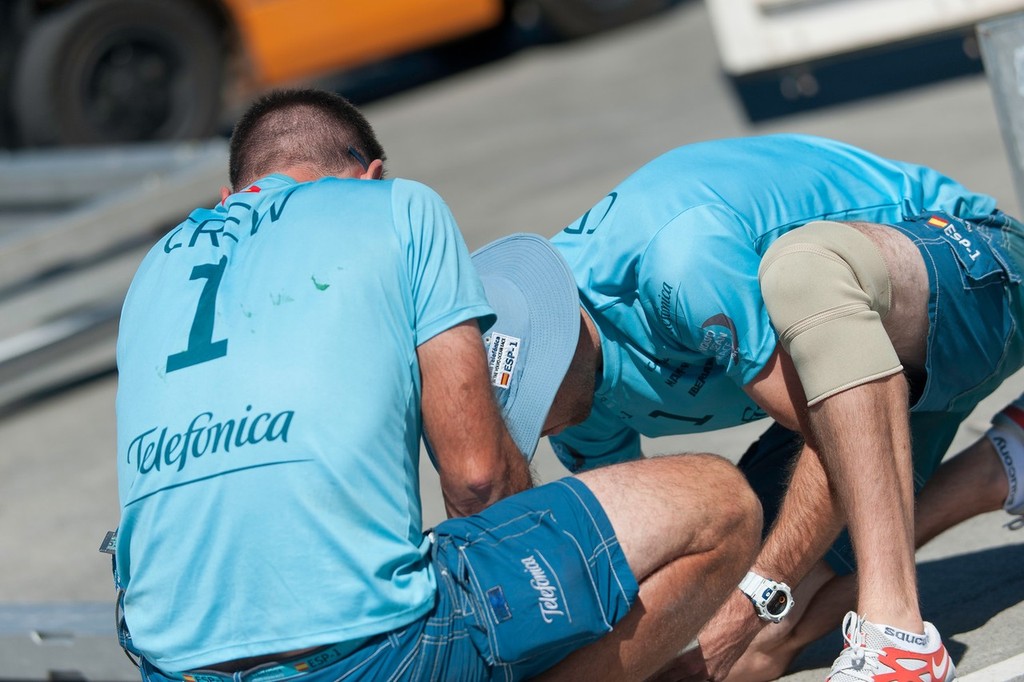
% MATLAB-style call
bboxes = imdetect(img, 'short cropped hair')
[229,88,387,189]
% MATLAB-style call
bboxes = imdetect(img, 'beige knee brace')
[758,221,902,405]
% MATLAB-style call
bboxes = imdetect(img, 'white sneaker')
[827,612,956,682]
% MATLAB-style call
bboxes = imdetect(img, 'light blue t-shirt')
[115,175,493,671]
[549,134,998,470]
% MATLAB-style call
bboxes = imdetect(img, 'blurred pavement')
[0,1,1021,679]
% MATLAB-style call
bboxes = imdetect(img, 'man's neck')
[580,306,602,375]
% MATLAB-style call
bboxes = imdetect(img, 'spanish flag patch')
[927,216,949,228]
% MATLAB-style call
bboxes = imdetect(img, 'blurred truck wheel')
[525,0,670,39]
[12,0,223,147]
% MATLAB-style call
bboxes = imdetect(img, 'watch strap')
[739,571,766,596]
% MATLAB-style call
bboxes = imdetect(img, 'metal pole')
[979,11,1024,211]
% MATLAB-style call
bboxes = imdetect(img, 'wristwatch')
[738,571,794,623]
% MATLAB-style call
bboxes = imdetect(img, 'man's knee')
[758,221,902,405]
[695,453,763,534]
[577,454,762,569]
[664,454,763,554]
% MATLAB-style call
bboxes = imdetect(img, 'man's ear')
[360,159,384,180]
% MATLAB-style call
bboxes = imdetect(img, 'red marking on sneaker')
[1003,404,1024,431]
[874,643,952,682]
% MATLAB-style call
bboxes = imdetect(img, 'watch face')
[765,589,790,616]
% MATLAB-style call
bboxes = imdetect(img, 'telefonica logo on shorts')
[521,555,565,623]
[127,405,295,475]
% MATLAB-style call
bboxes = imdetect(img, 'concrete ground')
[0,1,1021,679]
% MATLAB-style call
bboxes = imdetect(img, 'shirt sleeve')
[391,179,495,345]
[638,204,778,386]
[549,421,642,473]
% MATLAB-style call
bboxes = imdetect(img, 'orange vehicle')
[1,0,668,148]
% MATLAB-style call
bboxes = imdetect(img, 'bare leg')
[808,374,921,632]
[725,434,1011,681]
[916,436,1009,545]
[536,454,763,682]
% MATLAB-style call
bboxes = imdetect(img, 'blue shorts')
[740,210,1024,574]
[136,477,638,682]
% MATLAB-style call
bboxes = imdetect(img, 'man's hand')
[694,591,766,681]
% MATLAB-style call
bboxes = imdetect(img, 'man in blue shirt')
[112,88,762,681]
[473,134,1024,682]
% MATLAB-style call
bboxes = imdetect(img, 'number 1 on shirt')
[166,256,229,372]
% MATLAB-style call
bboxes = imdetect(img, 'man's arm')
[667,348,845,682]
[741,348,846,585]
[419,320,534,518]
